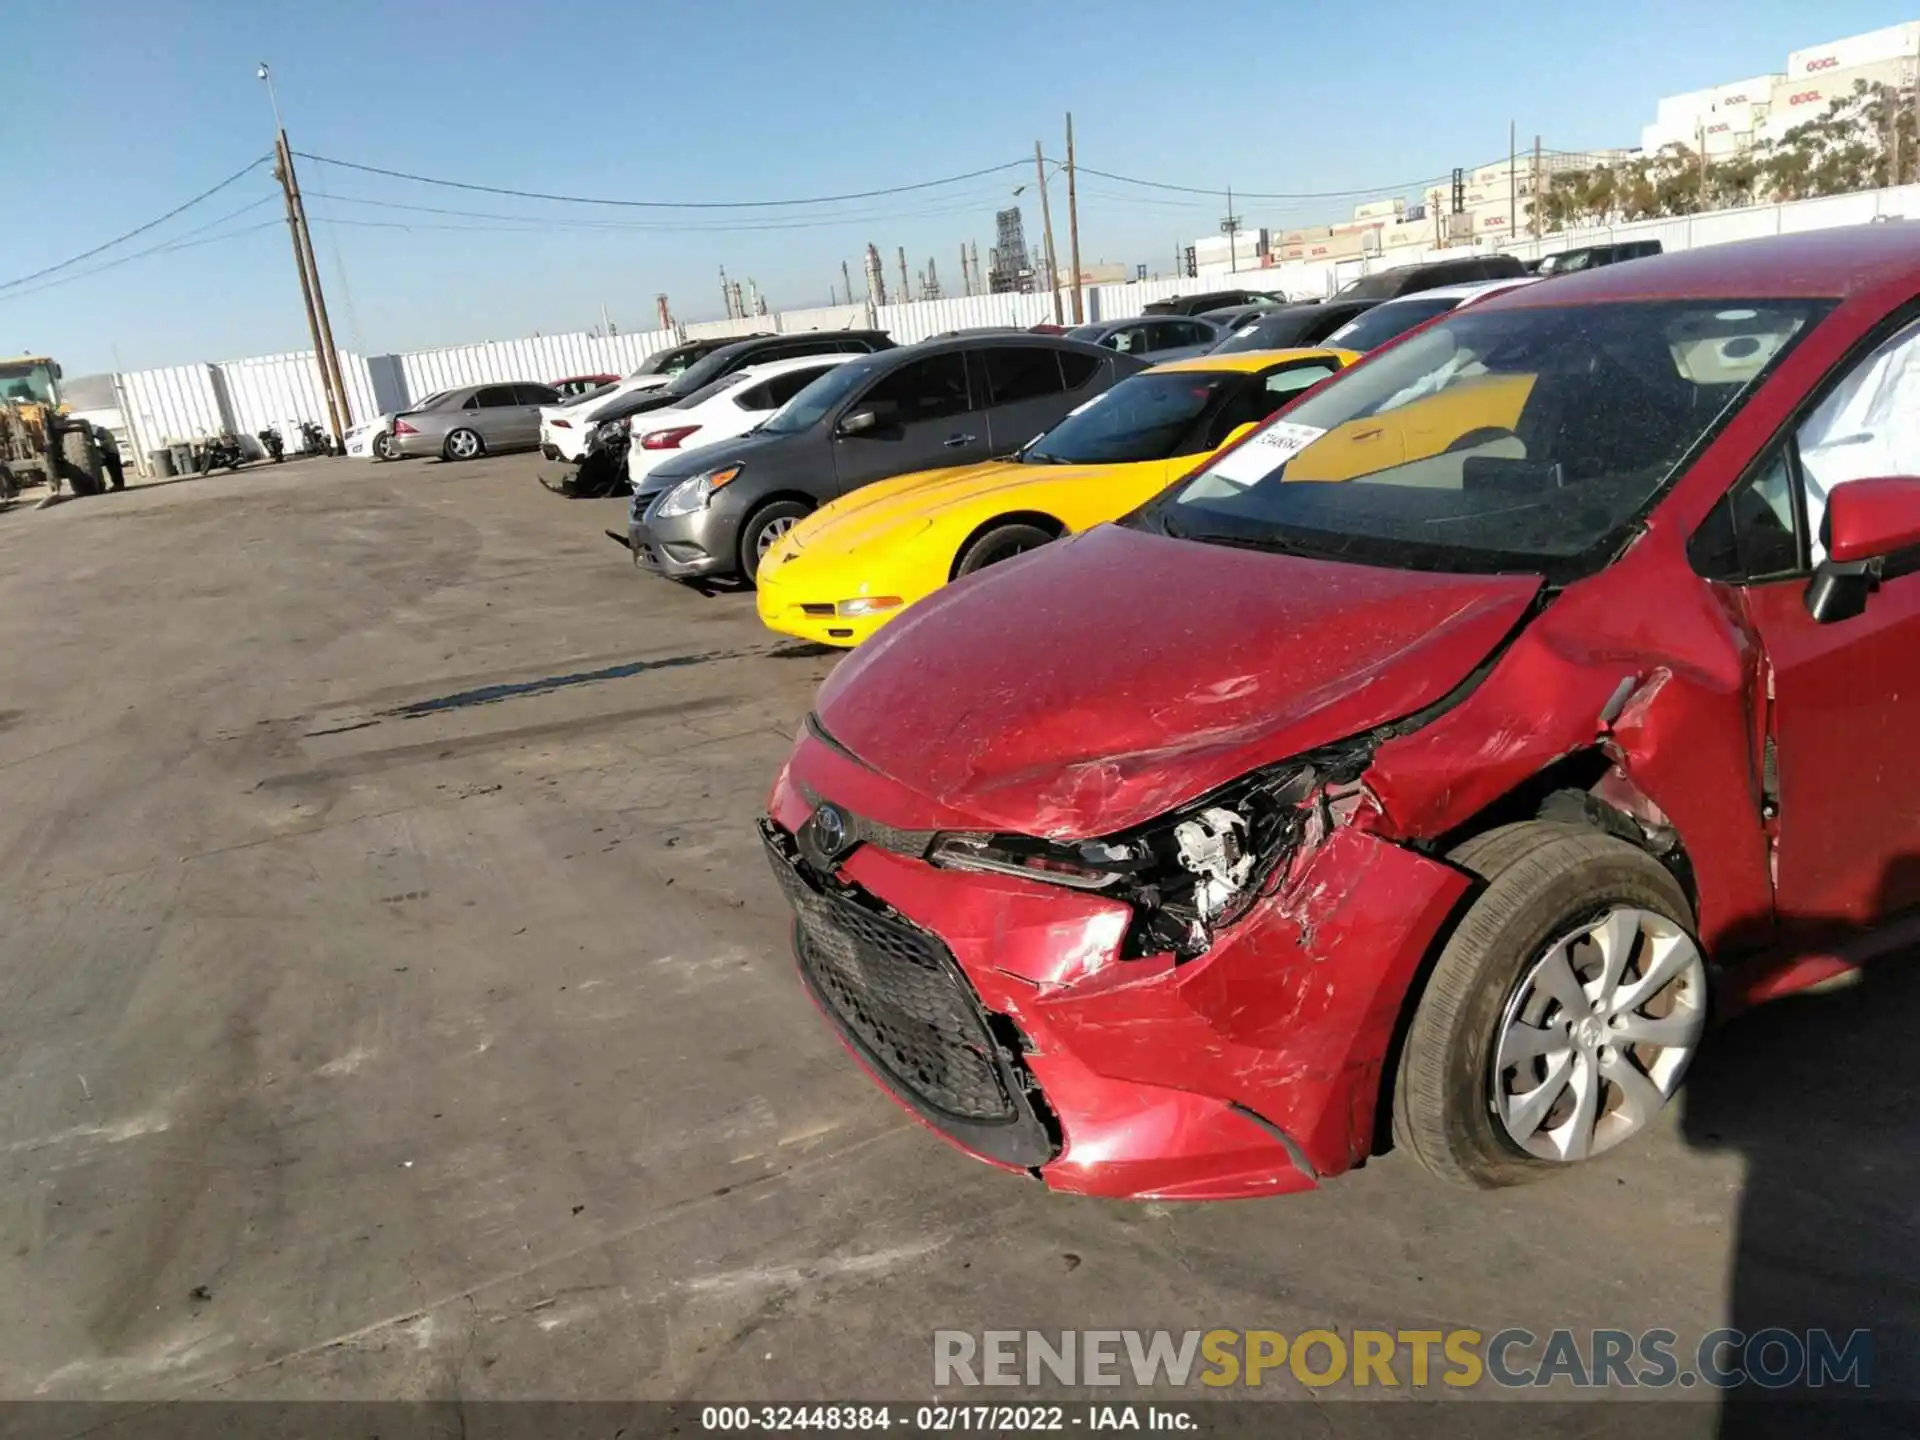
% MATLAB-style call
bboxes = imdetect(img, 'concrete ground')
[0,454,1912,1428]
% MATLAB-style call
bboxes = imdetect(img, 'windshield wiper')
[1160,514,1336,558]
[1022,450,1076,465]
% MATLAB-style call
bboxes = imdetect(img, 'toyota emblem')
[812,803,850,858]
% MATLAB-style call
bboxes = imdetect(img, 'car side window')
[1058,350,1102,390]
[981,348,1065,406]
[1108,325,1153,356]
[473,386,517,408]
[1202,363,1339,448]
[1796,317,1920,565]
[514,384,559,405]
[855,352,972,423]
[1689,450,1803,582]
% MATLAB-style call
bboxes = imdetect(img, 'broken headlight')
[928,766,1316,960]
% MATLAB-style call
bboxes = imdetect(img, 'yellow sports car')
[755,347,1359,646]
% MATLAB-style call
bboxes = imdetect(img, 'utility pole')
[1034,140,1063,324]
[960,243,972,297]
[841,259,855,306]
[1065,111,1084,324]
[262,63,348,444]
[1508,120,1517,240]
[895,246,909,304]
[1531,135,1543,237]
[1696,120,1708,211]
[719,265,732,318]
[1221,184,1242,273]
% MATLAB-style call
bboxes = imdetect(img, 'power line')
[298,151,1030,210]
[1,218,280,302]
[1057,159,1480,200]
[0,155,272,293]
[302,186,1020,234]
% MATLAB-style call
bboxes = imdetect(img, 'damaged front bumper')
[763,733,1473,1200]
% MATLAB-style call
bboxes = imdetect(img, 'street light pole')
[1065,111,1084,324]
[261,62,349,444]
[1034,142,1063,325]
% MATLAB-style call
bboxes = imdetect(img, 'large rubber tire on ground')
[737,499,811,586]
[1391,821,1704,1189]
[58,426,105,497]
[443,428,484,462]
[955,521,1057,577]
[372,431,395,462]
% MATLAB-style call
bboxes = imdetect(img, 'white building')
[1644,21,1920,157]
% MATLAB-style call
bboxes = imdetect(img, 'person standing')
[91,425,125,491]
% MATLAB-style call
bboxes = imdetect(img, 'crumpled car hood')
[814,524,1542,838]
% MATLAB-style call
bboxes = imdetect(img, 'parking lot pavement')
[0,454,1909,1421]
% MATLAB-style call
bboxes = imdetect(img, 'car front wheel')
[1392,822,1707,1188]
[443,428,484,462]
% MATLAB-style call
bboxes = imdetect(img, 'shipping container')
[1712,74,1781,107]
[1788,21,1920,79]
[1382,219,1430,249]
[1769,56,1919,128]
[1655,88,1717,126]
[1352,198,1405,221]
[1303,232,1365,260]
[1278,244,1306,260]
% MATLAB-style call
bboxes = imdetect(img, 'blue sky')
[6,0,1914,373]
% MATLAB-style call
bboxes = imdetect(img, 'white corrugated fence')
[107,181,1920,471]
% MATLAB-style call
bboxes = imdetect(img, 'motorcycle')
[257,427,285,463]
[295,421,334,457]
[539,415,632,499]
[197,432,245,476]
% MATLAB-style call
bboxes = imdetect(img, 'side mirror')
[1806,476,1920,623]
[1218,422,1258,452]
[838,409,878,437]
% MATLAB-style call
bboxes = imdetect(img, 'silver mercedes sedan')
[389,382,562,461]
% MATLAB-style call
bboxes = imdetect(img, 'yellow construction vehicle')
[0,355,106,504]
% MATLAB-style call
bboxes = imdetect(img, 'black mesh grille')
[762,829,1014,1123]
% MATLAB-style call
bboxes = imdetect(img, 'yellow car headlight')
[835,596,903,617]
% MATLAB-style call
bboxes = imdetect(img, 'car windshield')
[1326,297,1460,351]
[664,346,752,397]
[1066,324,1107,343]
[1025,371,1237,464]
[757,354,887,435]
[1212,310,1320,354]
[1140,298,1829,577]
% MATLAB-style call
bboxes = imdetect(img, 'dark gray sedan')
[626,334,1143,586]
[1064,315,1221,363]
[390,382,562,461]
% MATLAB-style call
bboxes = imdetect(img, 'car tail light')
[393,418,417,436]
[641,425,702,450]
[552,418,572,429]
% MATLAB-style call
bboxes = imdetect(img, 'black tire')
[372,431,394,462]
[955,522,1056,576]
[57,427,105,497]
[442,428,484,462]
[1391,821,1696,1189]
[737,499,811,586]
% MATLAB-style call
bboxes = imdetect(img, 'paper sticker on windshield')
[1205,420,1326,486]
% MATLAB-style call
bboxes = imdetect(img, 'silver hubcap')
[755,515,797,558]
[1491,906,1706,1163]
[449,431,478,458]
[375,433,392,458]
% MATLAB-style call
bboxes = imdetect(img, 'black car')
[630,335,768,380]
[627,334,1145,586]
[601,330,896,434]
[1332,253,1528,301]
[1535,239,1663,275]
[1207,298,1385,355]
[1197,301,1289,333]
[1142,287,1282,316]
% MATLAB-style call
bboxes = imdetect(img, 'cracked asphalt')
[0,454,1910,1436]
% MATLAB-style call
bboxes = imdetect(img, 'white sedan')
[626,354,854,489]
[345,390,451,460]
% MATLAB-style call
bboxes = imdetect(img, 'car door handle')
[944,433,978,448]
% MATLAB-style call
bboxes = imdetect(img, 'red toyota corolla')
[761,226,1920,1199]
